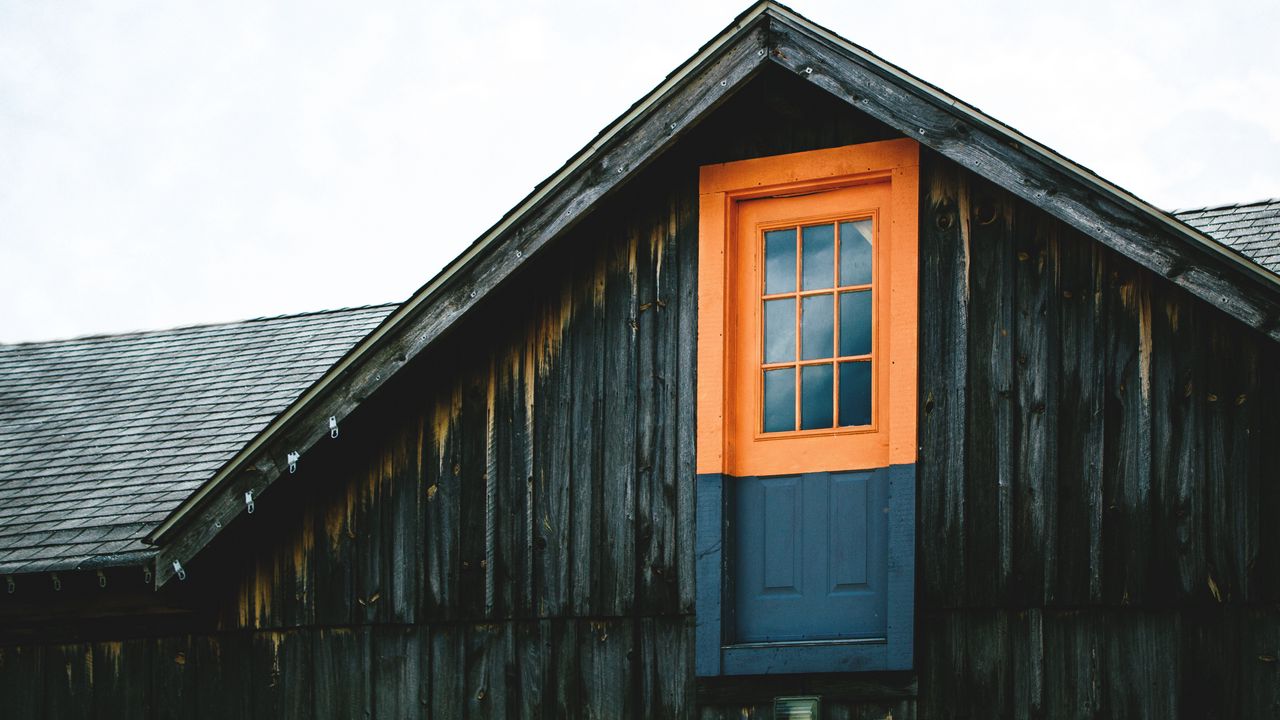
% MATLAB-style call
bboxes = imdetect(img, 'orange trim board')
[696,139,919,477]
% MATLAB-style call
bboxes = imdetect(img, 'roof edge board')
[765,10,1280,339]
[763,3,1280,295]
[0,548,157,578]
[144,3,776,551]
[146,19,775,588]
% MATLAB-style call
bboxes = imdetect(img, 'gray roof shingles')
[0,198,1277,579]
[1173,198,1280,274]
[0,304,394,575]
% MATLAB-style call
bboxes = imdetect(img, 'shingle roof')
[0,304,394,575]
[1174,199,1280,274]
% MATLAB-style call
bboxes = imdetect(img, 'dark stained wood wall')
[3,65,1279,718]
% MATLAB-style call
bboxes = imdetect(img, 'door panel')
[733,469,888,643]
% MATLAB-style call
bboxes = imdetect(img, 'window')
[759,217,875,433]
[695,140,918,676]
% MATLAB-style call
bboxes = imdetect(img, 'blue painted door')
[732,469,887,643]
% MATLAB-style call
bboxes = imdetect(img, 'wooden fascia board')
[146,17,773,588]
[764,11,1280,341]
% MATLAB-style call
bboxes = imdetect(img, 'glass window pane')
[764,298,795,363]
[801,294,834,361]
[800,364,834,430]
[764,229,796,294]
[839,290,873,357]
[840,219,873,286]
[801,224,835,290]
[839,361,872,427]
[763,368,796,433]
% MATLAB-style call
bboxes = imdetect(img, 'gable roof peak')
[141,1,1280,587]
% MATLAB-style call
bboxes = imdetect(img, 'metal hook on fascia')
[5,576,14,594]
[143,567,152,585]
[329,416,339,439]
[51,573,61,591]
[97,570,107,588]
[245,490,255,514]
[287,451,300,474]
[172,559,187,581]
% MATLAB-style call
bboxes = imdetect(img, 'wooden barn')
[3,2,1280,716]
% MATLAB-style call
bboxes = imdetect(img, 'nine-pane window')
[761,218,873,433]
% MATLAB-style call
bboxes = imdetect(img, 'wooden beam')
[765,17,1280,344]
[151,21,771,587]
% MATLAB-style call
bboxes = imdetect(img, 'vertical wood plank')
[964,178,1016,605]
[430,624,464,719]
[151,636,196,720]
[1041,610,1102,719]
[194,634,251,720]
[313,459,358,626]
[1012,205,1059,605]
[385,414,423,624]
[547,619,582,719]
[372,625,425,720]
[601,227,639,616]
[1236,607,1280,717]
[1203,316,1259,603]
[1011,609,1045,719]
[964,611,1013,718]
[43,643,91,720]
[312,627,371,720]
[570,245,607,616]
[1101,259,1153,606]
[1148,286,1206,602]
[579,619,633,720]
[917,151,969,609]
[356,439,387,625]
[1256,341,1280,603]
[513,620,546,719]
[506,347,536,618]
[1180,608,1240,718]
[0,644,44,718]
[90,640,149,719]
[675,175,699,615]
[1102,611,1179,719]
[635,200,671,615]
[533,279,574,617]
[917,610,966,720]
[464,623,517,719]
[458,365,489,620]
[1055,234,1106,606]
[639,616,693,719]
[281,630,316,720]
[654,193,683,615]
[425,384,462,619]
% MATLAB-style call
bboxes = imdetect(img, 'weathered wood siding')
[3,66,1279,718]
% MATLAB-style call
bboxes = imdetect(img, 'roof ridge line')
[1170,197,1280,215]
[1,301,401,348]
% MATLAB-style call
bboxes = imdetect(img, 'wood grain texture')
[3,49,1279,719]
[917,151,968,610]
[151,21,774,588]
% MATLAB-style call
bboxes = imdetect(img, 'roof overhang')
[144,0,1280,587]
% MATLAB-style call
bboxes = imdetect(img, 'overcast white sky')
[2,0,1278,343]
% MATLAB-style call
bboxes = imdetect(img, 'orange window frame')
[696,140,919,477]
